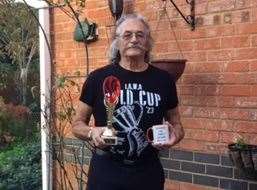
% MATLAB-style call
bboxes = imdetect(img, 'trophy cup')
[101,76,121,145]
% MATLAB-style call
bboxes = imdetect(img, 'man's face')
[117,19,149,59]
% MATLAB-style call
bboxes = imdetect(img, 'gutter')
[39,3,52,190]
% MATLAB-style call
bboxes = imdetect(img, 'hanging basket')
[151,59,186,82]
[228,143,257,180]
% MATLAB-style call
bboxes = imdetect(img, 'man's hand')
[72,102,109,149]
[90,127,108,149]
[152,122,178,150]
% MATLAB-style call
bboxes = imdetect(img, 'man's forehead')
[119,19,147,33]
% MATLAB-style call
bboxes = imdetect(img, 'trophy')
[101,76,121,145]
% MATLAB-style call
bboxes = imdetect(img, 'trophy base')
[102,136,118,145]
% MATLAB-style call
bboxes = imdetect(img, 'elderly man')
[72,13,184,190]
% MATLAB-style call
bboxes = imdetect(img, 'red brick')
[220,120,235,131]
[178,85,194,95]
[202,14,215,26]
[233,48,257,60]
[219,73,250,84]
[223,61,249,72]
[167,42,182,52]
[252,85,257,96]
[252,7,257,21]
[54,161,89,190]
[85,1,103,9]
[234,97,257,108]
[194,62,221,73]
[182,74,220,84]
[87,8,110,19]
[185,129,219,142]
[207,25,235,37]
[230,10,251,24]
[180,181,219,190]
[249,135,257,145]
[248,73,257,84]
[199,74,221,84]
[221,132,257,145]
[207,0,235,13]
[182,118,205,129]
[217,96,235,107]
[220,85,252,96]
[184,52,207,62]
[251,35,257,47]
[250,60,257,71]
[205,142,228,154]
[233,121,257,133]
[207,50,233,61]
[179,41,194,51]
[194,85,219,96]
[150,20,172,32]
[164,179,180,190]
[181,96,217,107]
[194,38,220,50]
[194,107,221,118]
[143,9,158,21]
[220,108,250,120]
[195,2,208,15]
[179,106,193,117]
[221,36,250,48]
[179,139,206,152]
[153,30,181,42]
[180,28,206,40]
[201,118,223,131]
[183,62,194,74]
[235,0,251,9]
[249,110,257,121]
[153,42,169,53]
[236,23,257,34]
[219,131,239,143]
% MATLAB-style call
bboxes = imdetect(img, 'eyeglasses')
[119,31,147,41]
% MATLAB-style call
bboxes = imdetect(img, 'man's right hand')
[91,127,108,148]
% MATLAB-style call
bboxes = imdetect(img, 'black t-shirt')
[80,64,178,161]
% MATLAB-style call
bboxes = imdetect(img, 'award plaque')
[101,76,121,145]
[147,124,170,145]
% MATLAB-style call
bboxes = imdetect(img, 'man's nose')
[130,34,139,43]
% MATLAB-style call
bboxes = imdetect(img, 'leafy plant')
[41,74,94,190]
[0,96,38,146]
[233,135,247,150]
[0,138,41,190]
[0,1,39,105]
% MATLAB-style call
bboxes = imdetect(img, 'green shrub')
[0,96,39,145]
[0,139,41,190]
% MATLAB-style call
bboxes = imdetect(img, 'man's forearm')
[172,123,185,144]
[72,121,91,141]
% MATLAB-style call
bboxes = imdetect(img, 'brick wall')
[51,0,257,189]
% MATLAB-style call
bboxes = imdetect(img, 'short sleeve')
[166,76,178,110]
[79,74,95,107]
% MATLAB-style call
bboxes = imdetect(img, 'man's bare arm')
[72,101,93,141]
[72,101,106,147]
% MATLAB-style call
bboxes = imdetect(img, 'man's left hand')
[152,122,178,150]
